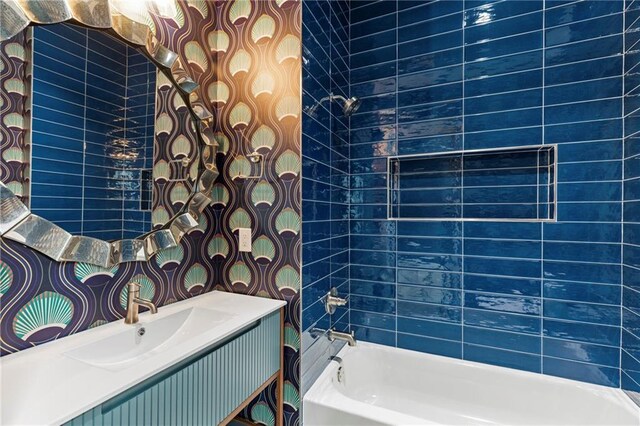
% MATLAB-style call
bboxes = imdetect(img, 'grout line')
[394,0,399,349]
[348,0,352,339]
[541,0,546,374]
[80,27,88,236]
[461,0,466,359]
[621,0,627,390]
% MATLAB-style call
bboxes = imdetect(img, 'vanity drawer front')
[65,310,281,426]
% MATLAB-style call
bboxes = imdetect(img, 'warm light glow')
[109,0,176,25]
[146,0,177,18]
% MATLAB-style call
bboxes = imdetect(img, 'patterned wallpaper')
[210,1,302,424]
[0,30,31,205]
[0,1,302,425]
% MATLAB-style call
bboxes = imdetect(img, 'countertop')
[0,291,286,425]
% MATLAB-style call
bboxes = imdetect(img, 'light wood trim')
[227,418,256,426]
[277,306,284,426]
[220,307,286,426]
[220,371,279,425]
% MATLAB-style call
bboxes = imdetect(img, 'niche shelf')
[387,145,557,222]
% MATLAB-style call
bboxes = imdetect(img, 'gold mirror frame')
[0,0,220,267]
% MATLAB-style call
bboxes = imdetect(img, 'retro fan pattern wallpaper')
[0,1,302,424]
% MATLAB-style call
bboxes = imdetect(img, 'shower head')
[330,94,361,117]
[339,96,362,116]
[307,93,362,118]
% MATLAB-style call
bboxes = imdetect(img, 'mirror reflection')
[29,23,159,241]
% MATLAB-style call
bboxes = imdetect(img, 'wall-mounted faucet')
[125,282,157,324]
[328,328,357,346]
[324,287,348,315]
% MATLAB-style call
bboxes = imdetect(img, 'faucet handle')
[127,282,141,297]
[324,287,348,315]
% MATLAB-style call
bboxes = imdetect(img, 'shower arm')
[307,93,345,115]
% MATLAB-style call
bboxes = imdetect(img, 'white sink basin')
[65,307,235,371]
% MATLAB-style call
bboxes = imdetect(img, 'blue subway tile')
[465,292,541,316]
[465,326,541,354]
[465,31,542,62]
[465,274,541,297]
[399,30,464,59]
[464,257,541,278]
[398,300,462,323]
[543,357,619,387]
[465,69,542,97]
[465,12,542,45]
[545,77,622,106]
[545,99,622,125]
[546,1,622,27]
[465,239,540,259]
[397,316,462,341]
[399,13,463,43]
[465,308,541,334]
[544,280,620,305]
[398,333,462,358]
[555,202,621,223]
[464,1,542,23]
[351,310,396,331]
[397,253,462,272]
[399,1,463,27]
[543,319,620,346]
[543,241,621,263]
[397,285,462,306]
[466,50,542,80]
[543,337,619,368]
[351,280,396,298]
[397,269,462,289]
[464,344,541,373]
[545,35,622,66]
[546,14,622,47]
[544,300,620,326]
[352,325,396,346]
[544,259,621,284]
[398,48,463,75]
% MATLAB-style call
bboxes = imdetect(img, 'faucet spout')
[327,328,357,347]
[133,298,157,314]
[125,282,158,324]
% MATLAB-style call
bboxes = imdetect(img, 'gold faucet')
[125,282,157,324]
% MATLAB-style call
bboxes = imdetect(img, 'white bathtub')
[303,342,640,425]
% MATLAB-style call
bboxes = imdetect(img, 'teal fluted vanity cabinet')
[64,309,283,426]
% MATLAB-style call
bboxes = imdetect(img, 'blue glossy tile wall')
[349,0,624,387]
[31,24,155,242]
[300,0,351,395]
[623,0,640,395]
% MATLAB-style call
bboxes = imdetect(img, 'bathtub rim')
[303,340,640,424]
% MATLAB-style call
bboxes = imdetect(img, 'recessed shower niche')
[388,145,556,221]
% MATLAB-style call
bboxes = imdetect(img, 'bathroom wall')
[30,24,156,241]
[1,2,303,425]
[349,0,624,387]
[300,0,350,395]
[1,30,31,206]
[622,0,640,394]
[209,2,302,424]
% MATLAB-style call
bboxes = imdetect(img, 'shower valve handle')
[324,287,348,315]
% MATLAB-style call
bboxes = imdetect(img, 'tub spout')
[327,328,356,346]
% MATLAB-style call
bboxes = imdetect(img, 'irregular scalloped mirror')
[0,0,219,267]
